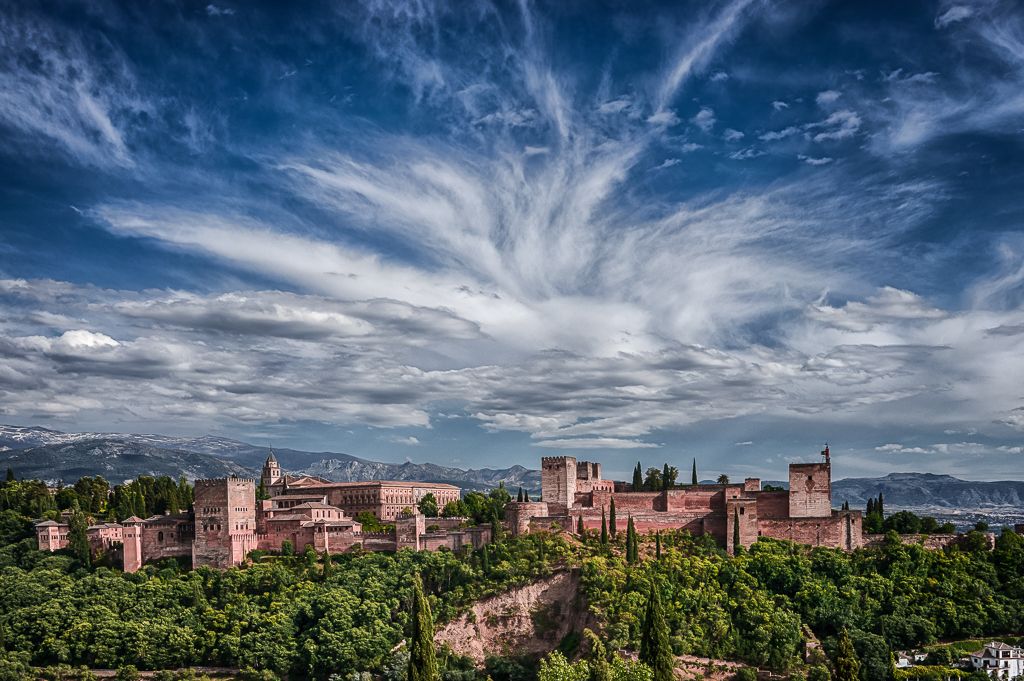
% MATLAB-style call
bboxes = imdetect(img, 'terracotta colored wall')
[193,477,257,568]
[541,456,577,514]
[139,521,193,564]
[753,491,789,519]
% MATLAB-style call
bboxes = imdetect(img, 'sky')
[1,0,1024,481]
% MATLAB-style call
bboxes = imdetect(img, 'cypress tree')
[523,489,530,502]
[662,463,671,491]
[408,573,439,681]
[5,467,14,482]
[322,551,334,580]
[691,458,698,485]
[577,515,585,535]
[633,462,643,490]
[609,497,617,538]
[639,580,674,681]
[517,487,524,502]
[626,516,638,564]
[68,509,91,567]
[481,544,491,574]
[878,492,884,515]
[600,507,608,545]
[733,507,741,554]
[655,531,662,559]
[585,628,611,681]
[490,509,504,543]
[832,629,860,681]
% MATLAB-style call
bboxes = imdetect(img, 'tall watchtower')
[788,445,832,518]
[192,477,257,568]
[541,456,577,514]
[261,449,283,491]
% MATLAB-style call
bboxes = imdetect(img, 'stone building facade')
[510,447,864,552]
[36,457,488,572]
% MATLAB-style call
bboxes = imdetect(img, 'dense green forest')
[0,471,1022,681]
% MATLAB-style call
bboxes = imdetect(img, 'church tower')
[261,449,283,493]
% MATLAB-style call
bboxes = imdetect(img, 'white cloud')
[816,90,842,106]
[729,147,764,160]
[205,4,236,16]
[710,71,730,82]
[692,107,716,132]
[647,109,681,127]
[388,435,421,446]
[723,128,745,141]
[759,126,799,141]
[772,100,789,111]
[799,155,833,166]
[935,5,974,28]
[807,110,861,141]
[535,438,660,450]
[653,158,681,170]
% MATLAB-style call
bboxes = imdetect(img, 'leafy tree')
[833,630,861,681]
[418,493,439,518]
[67,509,91,567]
[691,459,698,485]
[639,581,673,681]
[281,539,294,556]
[643,468,662,492]
[408,573,438,681]
[718,474,730,485]
[609,498,617,538]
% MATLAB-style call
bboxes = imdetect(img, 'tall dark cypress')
[691,458,698,485]
[523,489,530,502]
[733,507,741,554]
[639,580,674,681]
[408,573,439,681]
[633,462,643,491]
[609,497,617,538]
[662,463,671,491]
[626,516,638,564]
[481,544,491,574]
[577,516,585,535]
[600,507,609,545]
[878,492,884,515]
[517,487,524,502]
[655,531,662,559]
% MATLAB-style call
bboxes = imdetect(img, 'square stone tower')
[541,456,577,514]
[193,477,257,568]
[788,463,832,518]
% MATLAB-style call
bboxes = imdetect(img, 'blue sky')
[2,0,1024,481]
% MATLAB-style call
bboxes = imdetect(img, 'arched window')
[157,531,164,542]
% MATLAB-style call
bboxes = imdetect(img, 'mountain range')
[1,426,1021,518]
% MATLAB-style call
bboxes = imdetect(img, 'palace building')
[507,446,865,552]
[36,453,487,572]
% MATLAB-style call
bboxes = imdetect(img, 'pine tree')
[691,458,698,485]
[633,462,643,491]
[733,507,741,554]
[639,580,674,681]
[68,509,91,567]
[655,531,662,559]
[408,573,439,681]
[609,497,617,538]
[832,629,861,681]
[626,516,638,564]
[600,507,609,546]
[662,463,671,491]
[577,516,585,535]
[517,487,524,502]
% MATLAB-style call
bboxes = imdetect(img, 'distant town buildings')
[36,453,487,571]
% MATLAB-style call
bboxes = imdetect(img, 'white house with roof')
[970,642,1024,679]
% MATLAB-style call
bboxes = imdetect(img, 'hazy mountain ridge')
[2,426,1020,506]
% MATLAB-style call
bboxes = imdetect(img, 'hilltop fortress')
[507,446,865,552]
[36,452,488,571]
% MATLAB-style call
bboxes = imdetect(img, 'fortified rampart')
[520,447,868,552]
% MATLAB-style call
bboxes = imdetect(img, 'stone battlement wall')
[862,532,994,551]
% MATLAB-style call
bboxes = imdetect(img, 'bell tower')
[261,448,282,492]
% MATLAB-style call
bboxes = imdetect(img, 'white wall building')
[970,642,1024,679]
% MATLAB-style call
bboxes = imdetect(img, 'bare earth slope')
[436,570,591,664]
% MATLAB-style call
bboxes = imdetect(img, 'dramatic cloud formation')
[1,0,1023,477]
